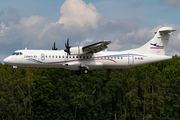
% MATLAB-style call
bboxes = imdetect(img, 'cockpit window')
[12,52,23,55]
[12,52,16,55]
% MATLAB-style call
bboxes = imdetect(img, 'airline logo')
[150,43,164,49]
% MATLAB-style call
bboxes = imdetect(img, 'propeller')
[52,41,58,50]
[64,38,71,55]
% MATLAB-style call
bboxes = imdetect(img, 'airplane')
[3,27,176,75]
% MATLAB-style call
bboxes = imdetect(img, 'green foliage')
[0,56,180,119]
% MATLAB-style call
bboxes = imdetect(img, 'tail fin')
[138,27,176,55]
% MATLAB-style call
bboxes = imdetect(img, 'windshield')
[12,52,23,55]
[12,52,16,55]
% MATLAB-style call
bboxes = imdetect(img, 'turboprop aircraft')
[3,27,176,75]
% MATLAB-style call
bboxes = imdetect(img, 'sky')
[0,0,180,63]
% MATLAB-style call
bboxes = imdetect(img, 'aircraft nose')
[3,57,9,64]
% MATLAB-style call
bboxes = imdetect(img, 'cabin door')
[128,53,134,65]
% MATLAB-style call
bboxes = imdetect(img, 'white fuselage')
[3,49,172,70]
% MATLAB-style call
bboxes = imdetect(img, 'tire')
[13,69,16,72]
[83,69,88,74]
[76,70,81,75]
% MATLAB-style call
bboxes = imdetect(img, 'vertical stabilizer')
[137,27,176,55]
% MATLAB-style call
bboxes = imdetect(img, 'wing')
[82,41,112,54]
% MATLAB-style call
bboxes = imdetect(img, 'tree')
[32,76,54,119]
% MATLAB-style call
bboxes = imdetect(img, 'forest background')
[0,55,180,120]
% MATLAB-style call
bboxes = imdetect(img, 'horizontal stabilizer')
[159,27,176,33]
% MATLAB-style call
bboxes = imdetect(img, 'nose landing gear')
[12,66,17,72]
[13,69,16,72]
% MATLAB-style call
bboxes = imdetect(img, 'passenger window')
[114,57,116,59]
[59,56,61,58]
[52,55,54,58]
[49,55,51,58]
[121,57,123,59]
[80,56,81,58]
[76,56,78,58]
[46,55,47,58]
[73,56,75,58]
[56,56,58,58]
[118,57,119,59]
[69,56,71,58]
[63,56,64,58]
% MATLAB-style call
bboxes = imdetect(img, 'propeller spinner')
[64,38,71,55]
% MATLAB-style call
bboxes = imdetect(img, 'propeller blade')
[65,42,67,48]
[67,38,69,47]
[52,41,57,50]
[64,38,71,55]
[54,41,56,49]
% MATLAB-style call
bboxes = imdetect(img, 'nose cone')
[3,57,9,64]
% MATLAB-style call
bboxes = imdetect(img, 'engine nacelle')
[70,47,88,55]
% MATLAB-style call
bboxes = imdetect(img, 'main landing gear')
[76,66,89,75]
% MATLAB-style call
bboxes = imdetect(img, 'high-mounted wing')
[82,41,112,54]
[64,39,112,55]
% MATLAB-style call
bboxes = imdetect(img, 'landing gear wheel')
[83,69,88,74]
[13,69,16,72]
[76,70,81,75]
